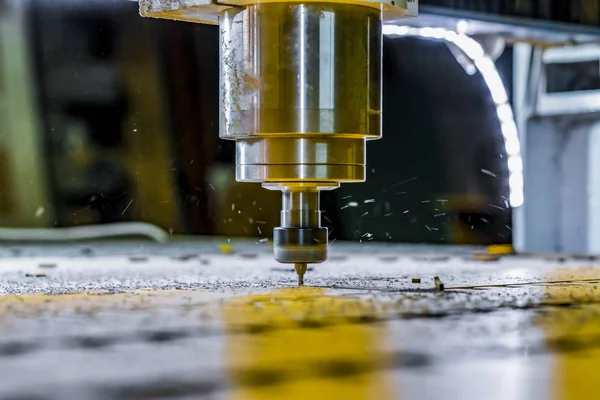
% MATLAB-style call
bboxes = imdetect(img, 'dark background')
[0,0,514,245]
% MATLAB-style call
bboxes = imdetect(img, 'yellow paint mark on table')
[486,244,514,255]
[0,288,210,321]
[221,288,395,400]
[541,268,600,400]
[220,244,234,254]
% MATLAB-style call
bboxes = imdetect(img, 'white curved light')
[383,25,524,208]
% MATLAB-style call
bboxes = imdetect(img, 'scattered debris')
[95,290,125,296]
[239,253,258,259]
[129,257,148,263]
[572,254,597,261]
[25,273,46,278]
[434,276,445,291]
[271,267,314,273]
[172,254,197,261]
[412,255,450,262]
[481,169,497,177]
[473,253,501,261]
[542,254,567,262]
[341,201,359,210]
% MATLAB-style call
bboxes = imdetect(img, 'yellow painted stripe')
[221,288,395,400]
[541,269,600,400]
[486,244,514,255]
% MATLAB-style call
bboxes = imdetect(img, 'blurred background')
[2,0,600,249]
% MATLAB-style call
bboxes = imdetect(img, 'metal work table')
[0,240,597,399]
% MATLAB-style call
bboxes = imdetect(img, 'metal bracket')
[139,0,416,24]
[534,44,600,116]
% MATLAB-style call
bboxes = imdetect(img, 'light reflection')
[383,24,524,208]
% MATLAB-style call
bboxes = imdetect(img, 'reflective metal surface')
[236,137,366,182]
[219,2,383,271]
[219,3,382,139]
[273,227,328,262]
[235,136,365,166]
[236,164,365,182]
[281,190,320,228]
[220,2,382,183]
[274,190,327,264]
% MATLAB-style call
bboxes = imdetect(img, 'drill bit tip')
[295,263,307,286]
